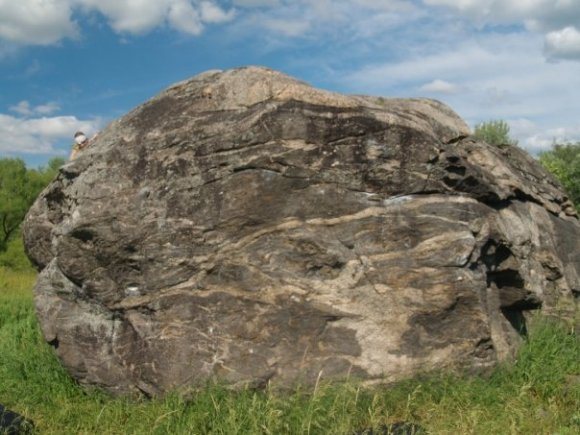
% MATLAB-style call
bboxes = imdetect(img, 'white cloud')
[423,0,580,61]
[78,0,174,35]
[167,1,204,35]
[233,0,280,6]
[0,1,236,44]
[492,118,579,155]
[422,0,580,29]
[0,0,77,45]
[507,118,538,139]
[419,79,461,94]
[520,124,580,155]
[0,0,578,62]
[1,0,578,158]
[352,0,415,12]
[545,26,580,60]
[230,0,422,43]
[343,31,580,155]
[9,101,34,117]
[79,0,233,35]
[346,43,500,92]
[9,101,61,117]
[0,113,101,154]
[35,102,61,115]
[200,1,236,23]
[263,18,310,37]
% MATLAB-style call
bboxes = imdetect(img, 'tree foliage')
[473,120,518,147]
[0,157,64,253]
[0,230,32,270]
[539,142,580,211]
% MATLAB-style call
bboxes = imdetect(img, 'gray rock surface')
[23,66,579,396]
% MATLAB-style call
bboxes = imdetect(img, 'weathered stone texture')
[23,67,579,396]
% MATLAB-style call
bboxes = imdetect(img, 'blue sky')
[1,0,580,167]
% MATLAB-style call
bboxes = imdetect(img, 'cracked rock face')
[23,67,579,396]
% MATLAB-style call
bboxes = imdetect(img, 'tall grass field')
[1,266,579,434]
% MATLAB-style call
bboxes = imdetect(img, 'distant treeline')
[0,157,64,269]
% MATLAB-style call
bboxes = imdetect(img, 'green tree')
[0,158,32,252]
[539,142,580,211]
[473,120,518,147]
[0,157,64,253]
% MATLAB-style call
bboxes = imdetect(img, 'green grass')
[1,267,579,434]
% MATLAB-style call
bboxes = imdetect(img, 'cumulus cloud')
[520,124,580,155]
[423,0,580,61]
[167,1,204,35]
[200,1,236,23]
[419,79,461,94]
[9,101,61,117]
[1,0,579,57]
[80,0,235,35]
[0,112,101,154]
[233,0,280,6]
[545,26,580,60]
[0,0,236,44]
[2,0,578,156]
[0,0,422,45]
[0,0,77,45]
[9,101,35,117]
[35,103,61,116]
[344,31,580,155]
[78,0,176,35]
[353,0,414,12]
[423,0,580,29]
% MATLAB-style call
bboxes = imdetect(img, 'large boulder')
[23,67,579,396]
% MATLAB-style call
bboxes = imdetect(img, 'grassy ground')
[1,267,579,434]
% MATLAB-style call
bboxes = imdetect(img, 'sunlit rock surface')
[23,67,579,396]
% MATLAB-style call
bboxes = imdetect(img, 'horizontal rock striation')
[24,67,579,396]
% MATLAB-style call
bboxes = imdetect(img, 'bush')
[0,156,64,263]
[539,142,580,211]
[0,230,33,271]
[473,120,518,147]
